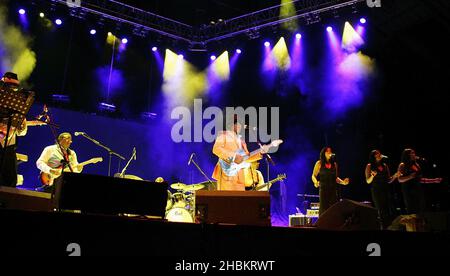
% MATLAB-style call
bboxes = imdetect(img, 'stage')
[1,208,449,257]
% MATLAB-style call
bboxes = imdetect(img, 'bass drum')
[165,208,193,223]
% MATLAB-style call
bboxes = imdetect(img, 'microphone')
[74,132,85,136]
[415,156,426,162]
[331,153,336,157]
[381,155,389,159]
[188,153,195,165]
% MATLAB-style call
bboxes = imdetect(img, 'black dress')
[318,162,338,216]
[0,145,18,187]
[401,162,425,214]
[370,163,395,229]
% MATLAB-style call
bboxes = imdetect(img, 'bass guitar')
[255,174,287,191]
[0,120,47,147]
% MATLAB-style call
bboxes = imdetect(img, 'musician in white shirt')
[36,133,82,192]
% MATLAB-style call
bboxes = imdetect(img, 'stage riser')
[0,186,53,212]
[1,209,449,256]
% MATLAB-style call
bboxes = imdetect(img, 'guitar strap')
[58,145,73,173]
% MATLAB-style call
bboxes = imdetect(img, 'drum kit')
[165,182,207,223]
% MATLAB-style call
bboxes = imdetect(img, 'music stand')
[0,87,35,169]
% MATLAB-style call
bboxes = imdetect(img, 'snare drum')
[165,208,193,223]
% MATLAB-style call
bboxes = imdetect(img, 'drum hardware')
[165,184,197,223]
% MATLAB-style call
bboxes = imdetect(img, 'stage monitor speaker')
[195,190,271,226]
[0,186,53,212]
[54,173,168,218]
[315,199,379,231]
[388,212,449,232]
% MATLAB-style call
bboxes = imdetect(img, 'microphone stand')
[77,132,125,176]
[250,127,276,182]
[189,154,216,190]
[119,148,136,178]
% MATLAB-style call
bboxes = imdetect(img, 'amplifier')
[55,173,168,218]
[195,190,271,226]
[289,214,319,227]
[0,186,53,212]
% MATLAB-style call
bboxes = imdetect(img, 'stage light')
[99,102,116,112]
[121,38,128,44]
[295,33,302,39]
[152,47,158,52]
[55,19,62,25]
[210,55,216,61]
[39,12,45,18]
[19,9,26,15]
[178,54,184,59]
[360,18,367,24]
[327,26,333,32]
[236,49,242,54]
[51,94,70,103]
[264,41,271,47]
[90,29,97,35]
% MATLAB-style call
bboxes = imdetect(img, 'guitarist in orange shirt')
[212,116,282,191]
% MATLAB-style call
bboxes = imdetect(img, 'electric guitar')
[0,120,47,147]
[218,139,283,177]
[255,174,287,191]
[39,157,103,185]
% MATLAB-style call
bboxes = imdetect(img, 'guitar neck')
[255,178,283,191]
[79,159,98,167]
[246,148,264,159]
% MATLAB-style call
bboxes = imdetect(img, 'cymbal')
[196,181,217,186]
[184,184,205,191]
[123,175,143,180]
[171,183,187,190]
[113,173,143,181]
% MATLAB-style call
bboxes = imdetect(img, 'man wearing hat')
[212,114,265,191]
[0,72,28,187]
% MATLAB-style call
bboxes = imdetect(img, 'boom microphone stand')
[76,132,125,176]
[119,147,136,178]
[188,153,216,190]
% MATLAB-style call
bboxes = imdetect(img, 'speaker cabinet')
[0,186,53,212]
[54,173,168,218]
[315,199,379,231]
[195,190,271,226]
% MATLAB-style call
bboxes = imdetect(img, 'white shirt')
[36,145,80,174]
[0,119,28,147]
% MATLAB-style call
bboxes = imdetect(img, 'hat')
[3,72,18,80]
[226,114,245,129]
[1,72,20,86]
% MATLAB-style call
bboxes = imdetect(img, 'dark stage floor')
[1,208,449,257]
